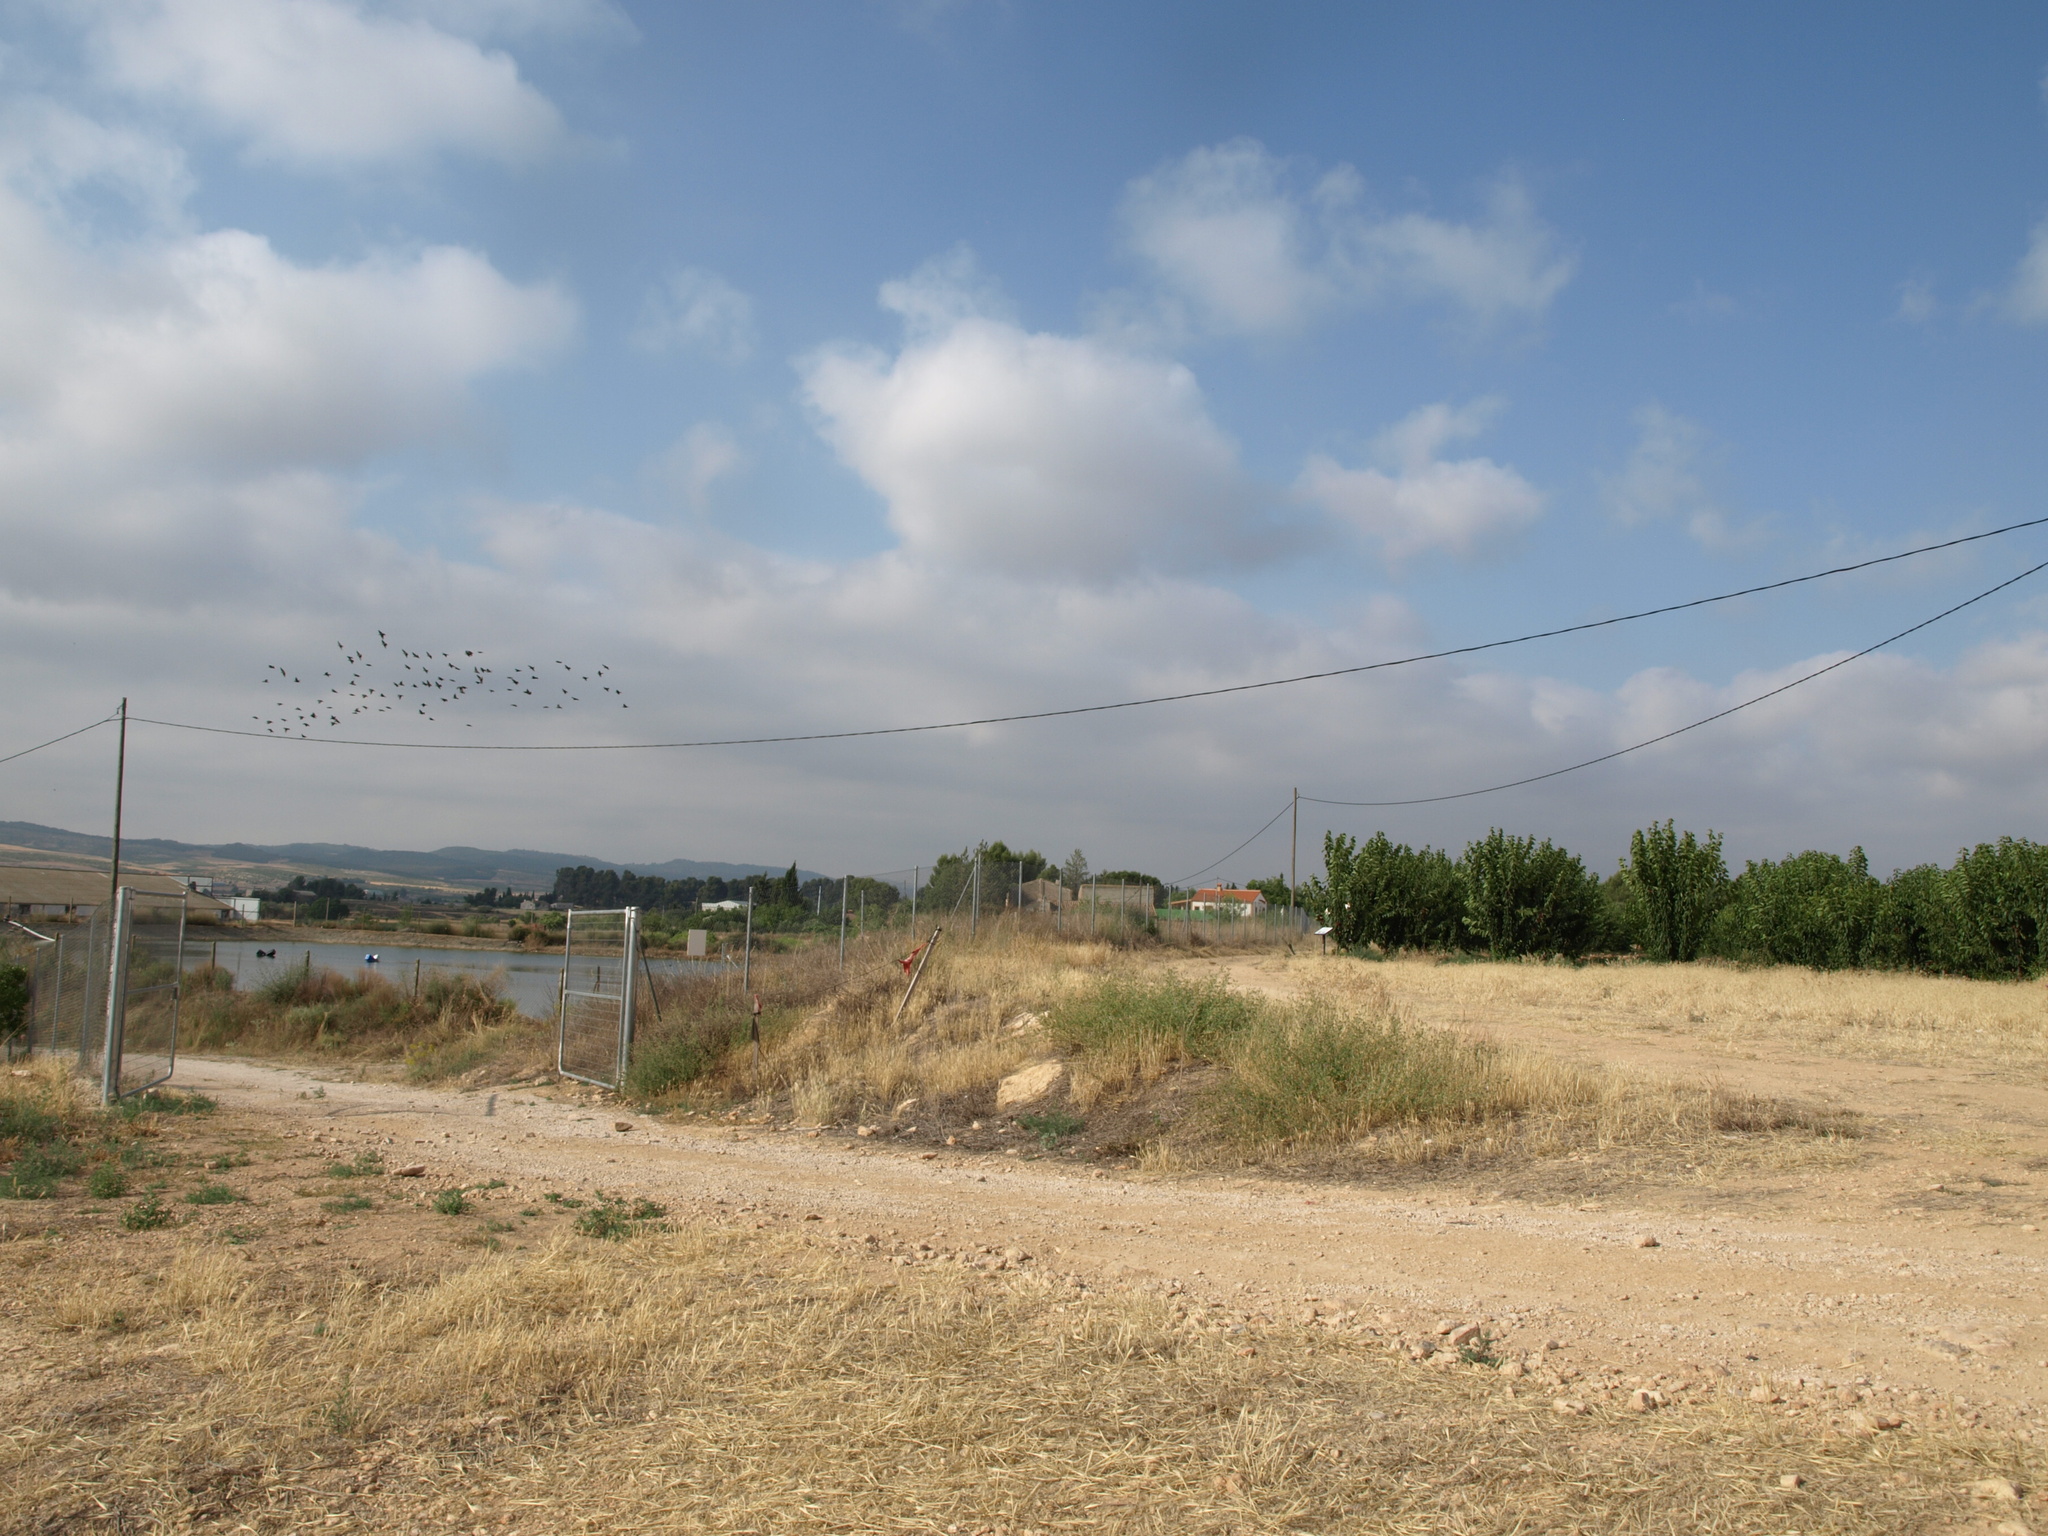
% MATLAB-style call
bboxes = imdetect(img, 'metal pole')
[970,861,978,941]
[910,866,918,934]
[618,906,639,1084]
[742,888,753,994]
[892,927,942,1026]
[106,699,127,919]
[838,876,848,971]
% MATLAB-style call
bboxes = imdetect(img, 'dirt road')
[174,1044,2048,1435]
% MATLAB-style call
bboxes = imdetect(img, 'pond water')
[194,938,724,1019]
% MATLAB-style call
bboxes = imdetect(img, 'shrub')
[0,964,27,1042]
[1043,973,1261,1091]
[325,1152,384,1178]
[574,1195,666,1240]
[1018,1110,1083,1148]
[122,1192,174,1231]
[2,1142,80,1198]
[432,1188,470,1215]
[87,1164,127,1199]
[117,1089,216,1119]
[184,1182,239,1205]
[0,1096,60,1144]
[624,1032,717,1099]
[324,1193,374,1214]
[1208,1004,1538,1149]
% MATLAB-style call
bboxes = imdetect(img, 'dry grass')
[7,1217,2036,1534]
[1043,971,1860,1175]
[637,929,1132,1118]
[1278,954,2048,1072]
[178,963,552,1084]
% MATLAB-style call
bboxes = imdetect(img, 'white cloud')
[646,421,744,514]
[802,250,1262,582]
[1600,404,1763,551]
[1119,139,1575,338]
[1895,276,1936,324]
[390,0,634,41]
[8,228,575,473]
[2005,218,2048,325]
[632,268,756,363]
[88,0,566,168]
[1296,400,1543,561]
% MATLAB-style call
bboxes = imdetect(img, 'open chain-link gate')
[556,906,639,1088]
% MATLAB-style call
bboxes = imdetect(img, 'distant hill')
[0,821,820,893]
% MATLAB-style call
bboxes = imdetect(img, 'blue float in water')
[364,953,380,964]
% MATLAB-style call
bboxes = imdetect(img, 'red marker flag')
[899,942,927,976]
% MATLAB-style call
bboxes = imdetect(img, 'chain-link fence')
[649,861,1312,955]
[11,888,188,1101]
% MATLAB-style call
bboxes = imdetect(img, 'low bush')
[432,1189,469,1216]
[1208,1003,1550,1150]
[184,1182,239,1206]
[575,1195,666,1240]
[186,965,545,1081]
[1042,972,1260,1093]
[121,1192,173,1231]
[623,1032,718,1098]
[87,1165,128,1199]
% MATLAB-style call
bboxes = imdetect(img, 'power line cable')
[118,516,2048,752]
[1301,555,2048,809]
[1172,799,1294,886]
[0,712,116,768]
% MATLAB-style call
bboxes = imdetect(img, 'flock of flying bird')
[252,632,627,735]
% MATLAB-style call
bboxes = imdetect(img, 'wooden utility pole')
[1289,786,1298,930]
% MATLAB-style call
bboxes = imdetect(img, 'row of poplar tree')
[1305,824,2048,979]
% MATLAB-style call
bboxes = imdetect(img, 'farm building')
[0,865,233,923]
[1180,886,1267,914]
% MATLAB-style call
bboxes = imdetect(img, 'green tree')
[1312,832,1466,952]
[1947,838,2048,979]
[1711,848,1882,969]
[0,964,27,1042]
[1620,821,1729,961]
[1460,829,1603,959]
[1060,849,1089,891]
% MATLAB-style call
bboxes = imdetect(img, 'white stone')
[995,1060,1066,1110]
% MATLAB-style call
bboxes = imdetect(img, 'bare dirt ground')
[13,949,2048,1531]
[159,976,2048,1436]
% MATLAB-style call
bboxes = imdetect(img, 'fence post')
[619,906,640,1081]
[742,889,753,993]
[838,876,848,971]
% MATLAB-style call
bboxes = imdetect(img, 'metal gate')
[557,906,639,1088]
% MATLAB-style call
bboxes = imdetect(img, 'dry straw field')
[7,936,2048,1531]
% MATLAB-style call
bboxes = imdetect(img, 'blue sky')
[3,1,2048,883]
